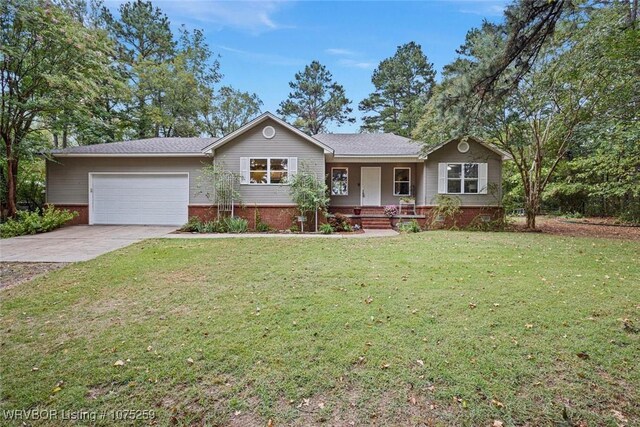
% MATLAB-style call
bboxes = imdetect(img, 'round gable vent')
[457,140,470,153]
[262,126,276,139]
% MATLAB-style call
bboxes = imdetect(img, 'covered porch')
[326,160,427,229]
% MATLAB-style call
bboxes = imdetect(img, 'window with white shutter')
[439,162,488,194]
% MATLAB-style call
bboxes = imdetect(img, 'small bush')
[1,206,77,238]
[224,217,248,233]
[430,195,462,229]
[466,214,510,232]
[328,213,352,232]
[319,223,334,234]
[397,219,421,233]
[180,216,203,232]
[256,221,271,232]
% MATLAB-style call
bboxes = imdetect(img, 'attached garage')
[89,173,189,225]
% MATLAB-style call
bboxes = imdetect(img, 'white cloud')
[325,48,356,56]
[218,45,304,67]
[338,59,375,70]
[451,0,508,17]
[105,0,292,34]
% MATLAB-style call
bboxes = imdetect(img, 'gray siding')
[46,157,212,205]
[213,118,325,204]
[425,139,502,206]
[327,162,420,206]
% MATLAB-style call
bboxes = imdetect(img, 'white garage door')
[90,173,189,225]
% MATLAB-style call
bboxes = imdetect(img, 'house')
[46,112,510,229]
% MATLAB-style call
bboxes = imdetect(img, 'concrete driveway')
[0,225,176,262]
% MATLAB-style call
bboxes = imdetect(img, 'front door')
[360,167,381,206]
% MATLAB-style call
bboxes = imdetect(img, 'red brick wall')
[189,205,300,230]
[49,204,89,225]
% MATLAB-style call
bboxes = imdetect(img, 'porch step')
[361,218,393,229]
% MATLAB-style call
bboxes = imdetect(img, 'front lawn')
[1,232,638,426]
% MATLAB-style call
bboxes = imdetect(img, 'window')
[393,167,411,196]
[249,158,288,184]
[331,168,348,195]
[447,163,478,194]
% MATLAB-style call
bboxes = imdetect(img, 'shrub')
[430,195,462,229]
[397,219,421,233]
[319,223,334,234]
[224,217,248,233]
[328,213,352,232]
[253,206,271,232]
[0,206,77,238]
[180,216,203,232]
[466,214,510,232]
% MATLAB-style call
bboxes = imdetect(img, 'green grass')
[1,232,639,426]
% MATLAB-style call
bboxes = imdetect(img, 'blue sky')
[104,1,507,132]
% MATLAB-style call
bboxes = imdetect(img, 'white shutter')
[240,157,249,184]
[288,157,298,178]
[478,163,488,194]
[438,163,447,194]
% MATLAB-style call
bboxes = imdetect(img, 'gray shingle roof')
[50,137,218,155]
[313,133,421,156]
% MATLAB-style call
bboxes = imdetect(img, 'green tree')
[1,0,116,217]
[278,61,354,135]
[414,20,600,229]
[359,42,435,137]
[204,86,263,137]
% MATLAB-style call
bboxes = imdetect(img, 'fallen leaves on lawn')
[469,303,477,309]
[113,360,125,367]
[381,363,390,369]
[186,357,194,365]
[491,399,504,408]
[416,359,424,367]
[525,323,534,329]
[576,352,590,360]
[493,421,504,427]
[364,296,374,304]
[317,402,325,409]
[611,409,628,423]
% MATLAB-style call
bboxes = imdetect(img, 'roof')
[202,112,334,154]
[314,133,421,157]
[50,137,217,156]
[423,135,512,160]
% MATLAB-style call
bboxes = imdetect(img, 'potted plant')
[384,205,398,227]
[353,206,362,215]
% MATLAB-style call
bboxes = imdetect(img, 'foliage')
[430,195,462,228]
[359,42,436,136]
[223,217,248,233]
[319,223,334,234]
[383,205,398,217]
[179,216,248,233]
[287,162,329,224]
[277,61,355,135]
[327,213,352,232]
[253,206,271,232]
[415,4,639,229]
[396,219,421,233]
[0,206,77,238]
[204,86,263,137]
[466,214,510,232]
[1,0,117,216]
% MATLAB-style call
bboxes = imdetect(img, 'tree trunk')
[6,157,18,218]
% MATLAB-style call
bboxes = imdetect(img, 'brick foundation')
[189,205,300,231]
[49,204,89,225]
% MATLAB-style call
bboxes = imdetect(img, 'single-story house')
[46,112,510,229]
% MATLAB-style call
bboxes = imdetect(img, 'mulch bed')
[0,262,68,289]
[512,216,640,241]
